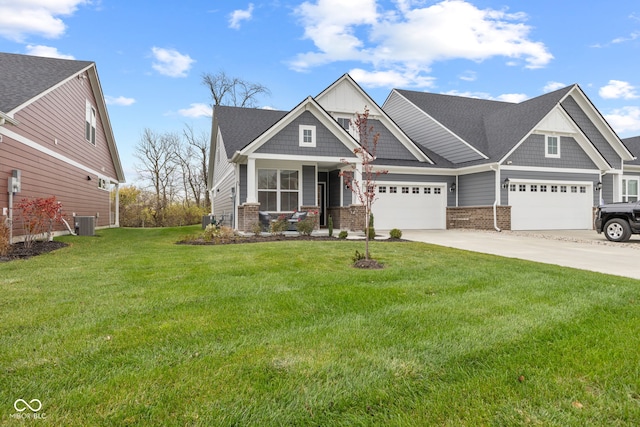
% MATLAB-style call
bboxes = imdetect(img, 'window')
[531,185,538,192]
[540,185,547,192]
[580,186,586,193]
[510,184,516,192]
[560,186,567,193]
[545,135,560,158]
[299,125,316,147]
[402,187,409,194]
[424,187,431,194]
[390,187,397,194]
[258,169,299,211]
[434,188,442,194]
[337,118,350,130]
[571,186,577,193]
[379,186,386,194]
[85,100,96,145]
[622,178,639,202]
[519,184,526,192]
[551,185,558,193]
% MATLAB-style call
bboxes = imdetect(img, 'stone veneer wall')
[446,206,511,230]
[327,205,366,231]
[237,203,260,232]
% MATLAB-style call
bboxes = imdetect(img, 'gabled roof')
[213,105,288,159]
[0,52,93,113]
[0,52,125,182]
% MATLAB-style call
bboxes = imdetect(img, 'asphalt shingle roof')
[0,52,93,112]
[214,105,288,158]
[622,136,640,165]
[394,85,575,164]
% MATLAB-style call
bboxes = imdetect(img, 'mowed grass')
[1,226,639,426]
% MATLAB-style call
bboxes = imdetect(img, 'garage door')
[373,183,446,230]
[509,181,593,230]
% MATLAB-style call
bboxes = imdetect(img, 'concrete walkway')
[400,229,640,281]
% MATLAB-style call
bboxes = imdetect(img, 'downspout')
[489,164,502,232]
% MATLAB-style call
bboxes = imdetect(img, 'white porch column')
[246,156,257,203]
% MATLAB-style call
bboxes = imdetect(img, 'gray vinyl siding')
[342,178,352,207]
[458,171,495,206]
[384,91,484,164]
[255,111,355,158]
[302,165,316,205]
[368,119,416,161]
[380,173,456,206]
[506,134,597,169]
[329,170,341,207]
[501,170,600,206]
[212,171,236,227]
[561,95,622,168]
[602,173,615,204]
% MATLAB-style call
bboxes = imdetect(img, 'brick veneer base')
[446,206,511,230]
[327,205,366,231]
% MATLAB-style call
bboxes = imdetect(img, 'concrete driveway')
[400,229,640,280]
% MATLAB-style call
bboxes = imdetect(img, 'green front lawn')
[1,226,639,426]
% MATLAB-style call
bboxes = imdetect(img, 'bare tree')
[181,124,210,208]
[340,107,388,261]
[134,128,180,226]
[201,70,270,107]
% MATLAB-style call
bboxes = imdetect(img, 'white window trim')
[545,135,560,158]
[299,125,316,147]
[622,177,639,202]
[85,100,96,145]
[257,168,301,212]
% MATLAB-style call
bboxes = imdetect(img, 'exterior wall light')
[449,183,456,193]
[595,181,602,191]
[502,178,510,189]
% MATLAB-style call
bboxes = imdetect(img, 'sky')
[1,0,640,183]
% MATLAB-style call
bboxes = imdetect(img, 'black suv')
[594,201,640,242]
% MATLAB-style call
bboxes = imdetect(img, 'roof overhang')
[0,111,19,126]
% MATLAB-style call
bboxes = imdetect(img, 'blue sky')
[1,0,639,182]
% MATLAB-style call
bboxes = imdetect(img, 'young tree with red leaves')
[16,196,65,248]
[340,107,388,261]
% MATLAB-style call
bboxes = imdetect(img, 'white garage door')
[373,183,446,230]
[509,181,593,230]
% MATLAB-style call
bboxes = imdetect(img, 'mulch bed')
[0,241,68,262]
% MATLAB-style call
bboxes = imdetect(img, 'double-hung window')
[258,169,299,211]
[622,177,639,202]
[299,125,316,147]
[545,135,560,158]
[85,100,96,145]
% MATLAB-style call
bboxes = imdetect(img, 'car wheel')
[604,218,631,242]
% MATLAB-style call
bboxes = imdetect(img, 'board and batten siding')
[9,70,119,181]
[458,171,495,206]
[383,91,484,164]
[329,170,341,208]
[302,165,316,206]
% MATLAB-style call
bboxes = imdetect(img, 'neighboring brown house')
[0,52,125,240]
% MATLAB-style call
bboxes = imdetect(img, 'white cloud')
[25,44,74,59]
[178,103,212,118]
[151,47,195,78]
[611,31,640,44]
[290,0,552,85]
[459,71,477,82]
[496,93,528,103]
[543,81,567,93]
[605,106,640,135]
[0,0,88,42]
[599,80,639,100]
[105,96,136,106]
[442,89,528,103]
[349,68,435,89]
[229,3,254,29]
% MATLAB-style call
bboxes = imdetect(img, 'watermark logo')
[10,399,46,420]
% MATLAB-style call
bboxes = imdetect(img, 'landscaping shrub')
[203,225,237,244]
[352,249,367,263]
[389,228,402,239]
[270,217,288,235]
[296,217,316,236]
[250,222,263,236]
[0,221,9,256]
[365,212,375,239]
[328,215,333,237]
[16,196,65,248]
[338,230,348,239]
